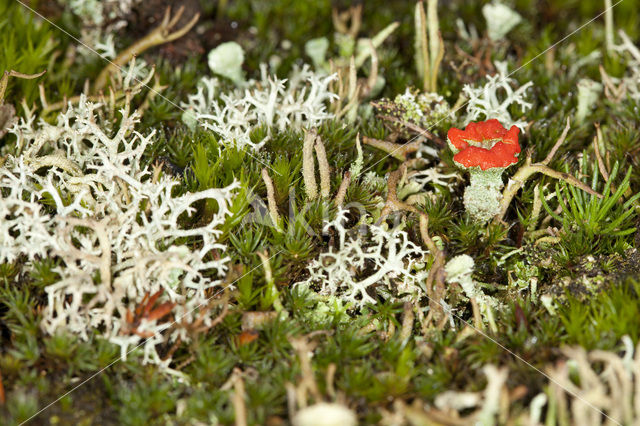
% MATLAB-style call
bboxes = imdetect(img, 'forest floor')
[1,0,640,424]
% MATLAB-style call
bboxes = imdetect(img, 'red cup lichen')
[447,119,521,222]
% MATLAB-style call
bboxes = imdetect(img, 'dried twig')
[378,163,419,223]
[94,6,199,91]
[289,336,323,406]
[231,368,248,426]
[362,136,421,161]
[0,69,46,104]
[302,130,318,200]
[325,363,337,400]
[399,302,415,342]
[314,136,331,198]
[419,214,446,326]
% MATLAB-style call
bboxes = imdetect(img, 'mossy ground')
[1,0,639,424]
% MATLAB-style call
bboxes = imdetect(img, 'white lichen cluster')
[1,95,238,367]
[294,208,428,309]
[463,61,533,130]
[181,64,339,151]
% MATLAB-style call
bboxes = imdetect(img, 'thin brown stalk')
[261,168,281,229]
[0,69,46,104]
[94,6,199,91]
[362,136,421,161]
[314,136,331,198]
[231,368,248,426]
[378,163,419,223]
[334,171,351,207]
[400,302,415,342]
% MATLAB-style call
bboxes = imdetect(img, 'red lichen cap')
[447,119,521,170]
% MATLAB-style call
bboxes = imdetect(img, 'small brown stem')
[302,130,318,200]
[290,336,322,403]
[314,136,331,198]
[261,168,281,230]
[469,298,483,331]
[419,213,438,254]
[542,117,571,166]
[419,213,446,326]
[531,164,602,198]
[161,337,182,362]
[378,163,419,223]
[231,368,248,426]
[426,251,446,327]
[0,69,46,104]
[334,171,351,207]
[399,301,415,341]
[325,363,337,400]
[593,124,610,183]
[362,136,421,161]
[175,354,195,371]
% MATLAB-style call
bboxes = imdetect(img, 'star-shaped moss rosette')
[447,119,521,222]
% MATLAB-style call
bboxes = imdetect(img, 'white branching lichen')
[182,64,339,151]
[1,94,237,367]
[463,61,533,130]
[295,208,428,309]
